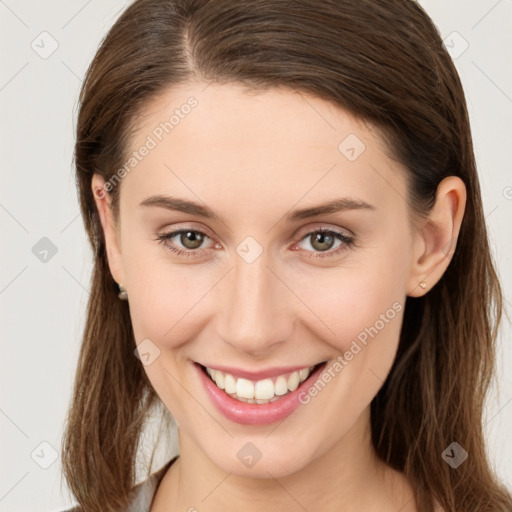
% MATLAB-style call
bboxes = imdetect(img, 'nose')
[215,250,294,356]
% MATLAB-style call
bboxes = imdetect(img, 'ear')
[91,174,125,287]
[407,176,467,297]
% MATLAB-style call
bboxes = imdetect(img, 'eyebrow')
[285,197,376,221]
[139,195,376,222]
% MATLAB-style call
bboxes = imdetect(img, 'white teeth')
[224,373,236,394]
[236,378,254,399]
[205,365,316,403]
[299,368,310,383]
[287,371,300,392]
[274,376,288,396]
[214,370,225,389]
[254,379,275,400]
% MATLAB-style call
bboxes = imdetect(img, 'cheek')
[304,245,409,417]
[295,275,405,437]
[290,254,407,356]
[123,257,207,421]
[127,266,208,347]
[120,235,210,341]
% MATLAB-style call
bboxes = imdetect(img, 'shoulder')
[59,456,179,512]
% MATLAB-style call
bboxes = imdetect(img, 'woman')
[60,0,512,511]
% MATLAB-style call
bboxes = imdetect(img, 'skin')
[92,82,465,512]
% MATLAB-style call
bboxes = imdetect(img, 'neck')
[152,408,416,512]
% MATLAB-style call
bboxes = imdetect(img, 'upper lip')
[197,362,324,381]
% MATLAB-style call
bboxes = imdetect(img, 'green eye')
[156,227,355,260]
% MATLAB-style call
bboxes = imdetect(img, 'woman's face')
[96,82,424,477]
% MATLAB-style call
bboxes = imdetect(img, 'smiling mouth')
[198,361,327,404]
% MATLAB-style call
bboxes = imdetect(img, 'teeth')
[236,378,254,399]
[214,370,225,389]
[274,376,288,396]
[224,373,236,394]
[287,371,300,392]
[205,365,316,403]
[299,368,310,383]
[255,379,275,400]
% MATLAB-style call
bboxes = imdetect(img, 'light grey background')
[0,1,510,510]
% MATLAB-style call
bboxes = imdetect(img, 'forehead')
[120,82,408,218]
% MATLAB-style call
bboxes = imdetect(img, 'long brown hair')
[61,1,512,510]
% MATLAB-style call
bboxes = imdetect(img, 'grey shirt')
[61,456,178,512]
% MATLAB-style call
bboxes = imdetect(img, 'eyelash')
[155,227,355,260]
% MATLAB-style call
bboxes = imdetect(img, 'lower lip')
[195,362,327,425]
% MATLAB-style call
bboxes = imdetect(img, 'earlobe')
[407,176,466,297]
[91,174,125,286]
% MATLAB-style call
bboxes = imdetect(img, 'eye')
[293,228,355,259]
[155,228,216,258]
[155,226,355,260]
